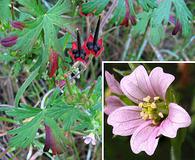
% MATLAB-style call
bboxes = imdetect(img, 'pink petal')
[104,96,125,115]
[130,121,160,155]
[120,65,155,104]
[149,67,175,99]
[107,106,142,136]
[159,103,191,138]
[105,71,123,95]
[113,118,144,136]
[107,106,141,124]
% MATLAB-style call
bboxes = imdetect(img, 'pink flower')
[106,65,191,155]
[83,133,96,145]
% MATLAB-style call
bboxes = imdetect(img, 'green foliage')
[15,67,40,106]
[6,104,41,120]
[0,0,11,22]
[13,0,72,54]
[82,0,110,15]
[81,0,192,45]
[8,112,44,148]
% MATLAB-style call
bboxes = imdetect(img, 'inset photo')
[103,62,195,160]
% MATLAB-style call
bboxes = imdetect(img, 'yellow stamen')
[158,112,164,118]
[140,111,144,117]
[154,96,160,101]
[139,102,143,107]
[151,102,157,109]
[143,96,151,102]
[143,113,149,120]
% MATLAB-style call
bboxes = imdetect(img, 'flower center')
[138,96,168,125]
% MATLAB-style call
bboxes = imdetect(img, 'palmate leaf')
[16,0,45,17]
[8,112,44,148]
[61,107,88,131]
[13,0,72,54]
[6,104,41,120]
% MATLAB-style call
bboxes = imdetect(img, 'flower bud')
[0,36,18,47]
[11,21,25,30]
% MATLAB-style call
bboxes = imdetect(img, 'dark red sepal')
[49,49,59,78]
[44,125,62,155]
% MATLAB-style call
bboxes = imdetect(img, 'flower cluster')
[105,65,191,155]
[68,17,104,63]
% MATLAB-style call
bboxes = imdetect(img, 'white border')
[101,60,195,160]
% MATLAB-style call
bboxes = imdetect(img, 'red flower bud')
[11,21,25,30]
[49,50,59,78]
[43,125,63,155]
[169,16,182,35]
[172,21,182,36]
[120,0,136,26]
[0,36,18,47]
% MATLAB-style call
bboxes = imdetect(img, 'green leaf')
[151,0,172,25]
[82,0,110,15]
[132,11,151,36]
[6,104,41,120]
[16,0,45,17]
[8,112,44,148]
[13,17,43,54]
[14,0,72,54]
[137,0,157,11]
[150,25,164,45]
[61,107,85,131]
[15,67,40,106]
[0,0,11,22]
[172,0,192,36]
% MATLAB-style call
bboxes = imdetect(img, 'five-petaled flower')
[83,133,96,145]
[105,65,191,155]
[83,16,104,57]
